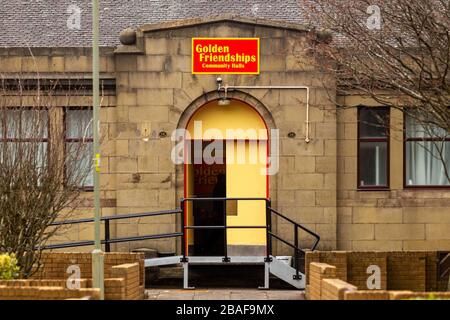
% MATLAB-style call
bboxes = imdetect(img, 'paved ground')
[145,289,305,300]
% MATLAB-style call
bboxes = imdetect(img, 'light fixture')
[218,84,231,106]
[287,132,296,138]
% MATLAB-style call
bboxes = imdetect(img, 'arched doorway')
[184,98,269,256]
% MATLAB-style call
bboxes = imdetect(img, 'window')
[358,107,389,189]
[65,108,93,188]
[405,114,450,187]
[0,108,48,170]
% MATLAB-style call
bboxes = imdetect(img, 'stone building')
[0,1,449,256]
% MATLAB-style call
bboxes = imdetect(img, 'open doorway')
[192,141,226,256]
[184,99,269,257]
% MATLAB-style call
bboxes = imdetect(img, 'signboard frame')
[191,37,260,75]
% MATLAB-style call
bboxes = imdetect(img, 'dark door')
[193,141,226,256]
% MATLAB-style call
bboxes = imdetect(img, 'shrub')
[0,253,20,280]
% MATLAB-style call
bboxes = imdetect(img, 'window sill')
[403,186,450,190]
[66,186,94,192]
[357,187,390,192]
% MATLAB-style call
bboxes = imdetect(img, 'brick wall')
[306,251,446,291]
[344,290,390,300]
[0,278,137,300]
[28,252,145,300]
[32,252,144,286]
[387,252,426,291]
[309,262,336,300]
[104,278,126,300]
[0,279,89,288]
[308,260,449,300]
[0,285,100,300]
[389,291,450,300]
[321,278,357,300]
[347,252,387,290]
[306,251,347,284]
[111,263,141,300]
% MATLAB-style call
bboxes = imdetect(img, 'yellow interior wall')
[185,99,268,247]
[226,141,267,245]
[186,100,268,140]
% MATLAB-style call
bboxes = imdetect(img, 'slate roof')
[0,0,309,47]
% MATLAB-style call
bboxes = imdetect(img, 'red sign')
[192,38,260,74]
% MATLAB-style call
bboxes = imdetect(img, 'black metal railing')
[42,208,183,251]
[268,206,320,279]
[180,197,320,278]
[42,197,320,278]
[180,197,270,263]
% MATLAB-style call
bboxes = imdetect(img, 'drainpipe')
[216,79,311,143]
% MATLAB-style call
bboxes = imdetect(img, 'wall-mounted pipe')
[216,79,311,143]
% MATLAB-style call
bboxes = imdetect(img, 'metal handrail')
[49,209,182,226]
[42,208,183,251]
[180,197,320,278]
[269,207,321,251]
[42,198,320,279]
[268,207,320,279]
[180,197,270,262]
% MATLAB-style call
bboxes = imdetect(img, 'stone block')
[295,190,316,206]
[166,55,191,72]
[116,189,158,207]
[64,56,91,72]
[282,173,324,190]
[49,56,65,72]
[315,156,336,173]
[115,56,137,72]
[0,57,21,72]
[338,224,374,241]
[374,224,425,240]
[136,55,166,72]
[316,190,336,206]
[128,106,169,123]
[403,207,450,223]
[294,156,315,173]
[110,157,138,173]
[425,224,450,240]
[137,155,158,173]
[21,56,50,72]
[353,207,403,224]
[129,72,182,89]
[260,55,285,71]
[117,92,137,106]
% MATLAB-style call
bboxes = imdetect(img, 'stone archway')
[175,90,277,203]
[174,90,278,255]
